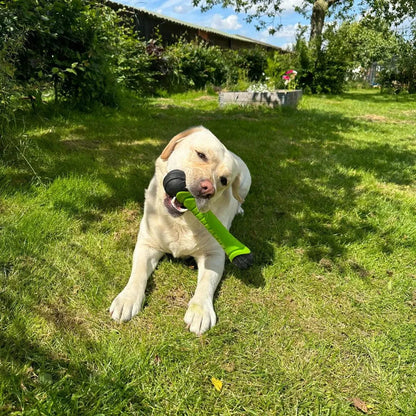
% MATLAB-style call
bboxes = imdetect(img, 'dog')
[110,126,251,334]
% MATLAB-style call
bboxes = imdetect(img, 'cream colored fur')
[109,126,251,335]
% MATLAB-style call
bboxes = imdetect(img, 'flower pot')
[219,90,303,108]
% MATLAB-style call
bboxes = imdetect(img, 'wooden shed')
[106,1,283,52]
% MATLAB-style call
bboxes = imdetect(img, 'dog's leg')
[184,250,225,335]
[110,243,163,322]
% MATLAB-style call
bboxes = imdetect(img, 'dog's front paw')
[184,299,216,335]
[109,289,144,322]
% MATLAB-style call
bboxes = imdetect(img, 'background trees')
[2,0,126,108]
[192,0,416,93]
[0,0,415,123]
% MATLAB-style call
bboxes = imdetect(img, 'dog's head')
[160,126,244,215]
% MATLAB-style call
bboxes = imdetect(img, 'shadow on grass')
[0,288,152,413]
[334,91,416,104]
[3,95,416,266]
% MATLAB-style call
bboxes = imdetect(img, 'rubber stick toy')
[163,169,254,269]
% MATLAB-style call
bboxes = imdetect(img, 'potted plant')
[219,69,302,108]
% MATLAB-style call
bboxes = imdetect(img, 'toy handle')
[176,191,253,269]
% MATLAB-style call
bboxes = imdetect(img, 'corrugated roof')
[109,1,282,51]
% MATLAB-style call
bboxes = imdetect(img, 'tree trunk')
[309,0,329,42]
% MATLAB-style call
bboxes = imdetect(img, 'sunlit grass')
[1,89,416,415]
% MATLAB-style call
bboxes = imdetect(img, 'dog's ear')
[230,154,244,203]
[230,152,251,204]
[160,126,205,160]
[232,174,244,203]
[160,135,185,160]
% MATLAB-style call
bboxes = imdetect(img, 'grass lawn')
[1,89,416,415]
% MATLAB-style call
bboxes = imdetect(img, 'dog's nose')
[199,179,215,198]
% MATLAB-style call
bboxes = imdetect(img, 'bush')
[294,34,349,94]
[57,4,121,107]
[378,34,416,94]
[265,50,299,89]
[115,34,155,94]
[3,0,131,109]
[160,38,229,92]
[234,47,268,82]
[0,5,25,152]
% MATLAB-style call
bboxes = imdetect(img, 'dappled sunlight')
[2,91,416,415]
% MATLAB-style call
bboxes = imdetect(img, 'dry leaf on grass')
[350,397,370,413]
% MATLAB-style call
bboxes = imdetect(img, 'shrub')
[378,33,416,94]
[161,38,228,92]
[234,47,268,82]
[115,34,155,94]
[4,0,128,108]
[265,50,299,89]
[293,33,350,94]
[0,5,25,152]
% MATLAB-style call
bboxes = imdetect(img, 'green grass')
[1,90,416,415]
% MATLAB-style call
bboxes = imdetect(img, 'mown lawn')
[1,90,416,415]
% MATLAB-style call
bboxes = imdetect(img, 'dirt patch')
[63,138,102,150]
[194,95,216,101]
[37,302,93,338]
[357,114,389,123]
[357,114,415,125]
[401,110,416,116]
[165,287,189,308]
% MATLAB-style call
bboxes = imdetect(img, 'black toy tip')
[232,252,254,269]
[163,169,187,197]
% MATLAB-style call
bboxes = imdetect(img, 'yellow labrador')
[110,126,251,334]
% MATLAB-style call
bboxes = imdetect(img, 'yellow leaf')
[211,377,223,392]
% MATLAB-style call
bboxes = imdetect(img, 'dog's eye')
[220,176,228,186]
[196,151,207,161]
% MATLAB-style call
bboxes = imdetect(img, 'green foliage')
[378,27,416,94]
[0,3,25,152]
[291,20,403,94]
[2,0,130,108]
[57,3,121,107]
[193,0,416,40]
[115,31,155,94]
[291,30,349,94]
[234,47,269,82]
[341,20,400,69]
[161,38,229,91]
[265,50,299,89]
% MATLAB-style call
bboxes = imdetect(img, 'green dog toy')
[163,170,253,269]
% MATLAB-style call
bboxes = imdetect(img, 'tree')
[193,0,416,43]
[299,0,352,42]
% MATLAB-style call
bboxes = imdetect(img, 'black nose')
[163,170,187,197]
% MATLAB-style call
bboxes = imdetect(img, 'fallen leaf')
[350,397,369,414]
[211,377,223,392]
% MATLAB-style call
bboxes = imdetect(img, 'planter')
[219,90,302,108]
